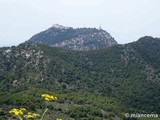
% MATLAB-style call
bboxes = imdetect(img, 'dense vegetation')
[0,36,160,119]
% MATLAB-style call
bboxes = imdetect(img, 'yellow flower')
[9,108,26,116]
[41,93,57,101]
[56,118,62,120]
[24,112,40,119]
[20,108,26,111]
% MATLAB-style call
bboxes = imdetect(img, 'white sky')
[0,0,160,47]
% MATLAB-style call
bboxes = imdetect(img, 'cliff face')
[27,24,117,51]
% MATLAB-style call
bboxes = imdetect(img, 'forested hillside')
[0,36,160,119]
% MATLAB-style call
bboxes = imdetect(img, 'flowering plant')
[8,93,62,120]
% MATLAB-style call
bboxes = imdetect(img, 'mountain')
[1,36,160,119]
[27,24,117,51]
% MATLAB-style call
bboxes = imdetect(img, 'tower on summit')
[99,25,102,30]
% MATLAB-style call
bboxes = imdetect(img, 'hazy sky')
[0,0,160,47]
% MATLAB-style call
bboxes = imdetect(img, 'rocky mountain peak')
[27,25,117,51]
